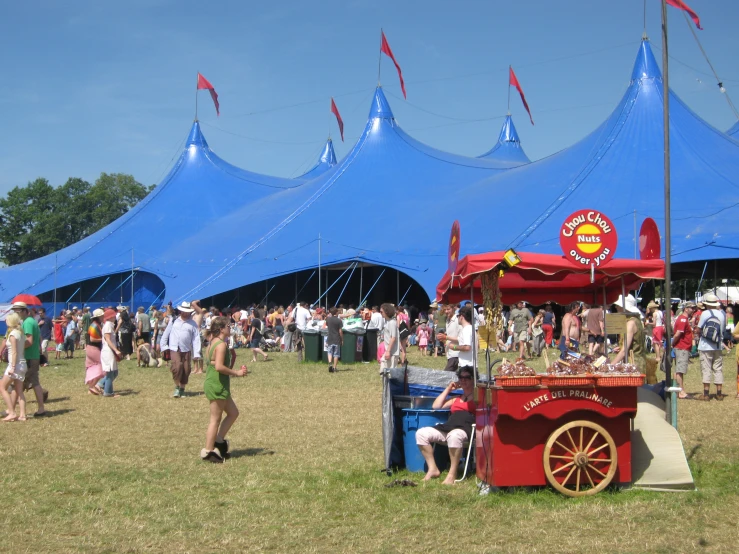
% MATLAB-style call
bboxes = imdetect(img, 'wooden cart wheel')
[543,420,617,497]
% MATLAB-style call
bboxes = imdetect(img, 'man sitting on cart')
[415,306,477,485]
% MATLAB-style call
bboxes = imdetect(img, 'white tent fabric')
[631,387,695,491]
[704,287,739,304]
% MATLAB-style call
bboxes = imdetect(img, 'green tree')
[0,173,153,265]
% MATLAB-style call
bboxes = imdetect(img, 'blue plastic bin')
[401,408,451,472]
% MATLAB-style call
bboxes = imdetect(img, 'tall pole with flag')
[196,73,220,120]
[661,0,674,427]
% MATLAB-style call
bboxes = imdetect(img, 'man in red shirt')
[672,302,696,399]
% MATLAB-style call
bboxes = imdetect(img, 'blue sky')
[1,0,737,193]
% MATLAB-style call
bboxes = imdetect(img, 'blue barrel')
[401,409,450,472]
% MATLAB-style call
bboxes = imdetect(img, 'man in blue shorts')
[326,307,343,374]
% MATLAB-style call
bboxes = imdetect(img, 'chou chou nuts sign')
[559,210,618,268]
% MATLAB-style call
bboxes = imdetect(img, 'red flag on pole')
[509,66,534,126]
[330,98,344,142]
[196,73,220,116]
[380,31,406,99]
[666,0,703,30]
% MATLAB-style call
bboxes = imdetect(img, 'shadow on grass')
[687,443,702,461]
[33,408,75,418]
[44,396,71,404]
[183,391,204,397]
[115,389,140,397]
[230,447,276,458]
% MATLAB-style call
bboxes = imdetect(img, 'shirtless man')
[559,302,581,359]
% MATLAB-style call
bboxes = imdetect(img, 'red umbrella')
[11,294,43,307]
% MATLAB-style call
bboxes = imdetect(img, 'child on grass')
[417,322,429,356]
[53,313,65,360]
[1,312,27,421]
[201,316,248,463]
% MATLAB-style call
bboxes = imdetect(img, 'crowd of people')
[2,291,737,467]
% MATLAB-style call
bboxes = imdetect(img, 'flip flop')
[17,417,26,422]
[678,393,689,399]
[2,415,18,422]
[88,388,101,396]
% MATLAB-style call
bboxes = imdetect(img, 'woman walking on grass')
[201,316,248,463]
[85,309,105,395]
[100,309,122,398]
[1,313,27,422]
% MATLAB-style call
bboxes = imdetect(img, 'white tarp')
[631,387,695,491]
[0,303,11,321]
[702,287,739,304]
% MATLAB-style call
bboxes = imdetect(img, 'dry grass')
[1,346,738,553]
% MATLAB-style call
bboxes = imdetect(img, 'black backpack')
[701,310,723,346]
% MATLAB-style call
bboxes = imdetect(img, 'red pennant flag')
[509,66,534,126]
[666,0,703,30]
[330,98,344,142]
[380,31,406,99]
[196,72,220,116]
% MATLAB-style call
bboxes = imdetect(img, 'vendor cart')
[436,250,664,496]
[475,381,639,496]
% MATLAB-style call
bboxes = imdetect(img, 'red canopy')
[436,252,664,305]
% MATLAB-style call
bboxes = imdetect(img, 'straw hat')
[646,300,660,310]
[177,301,195,313]
[10,301,28,310]
[92,308,105,318]
[702,293,720,308]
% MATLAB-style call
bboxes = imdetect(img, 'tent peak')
[498,115,521,145]
[631,39,661,83]
[186,120,209,149]
[320,138,337,165]
[368,87,394,120]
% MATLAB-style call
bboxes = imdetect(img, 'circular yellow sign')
[575,223,602,255]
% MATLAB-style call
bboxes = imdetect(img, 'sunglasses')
[458,375,473,381]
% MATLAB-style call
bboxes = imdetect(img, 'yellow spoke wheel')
[543,420,617,497]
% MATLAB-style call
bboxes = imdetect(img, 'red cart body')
[475,385,637,489]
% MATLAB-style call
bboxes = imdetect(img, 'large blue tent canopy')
[728,120,739,139]
[166,87,529,302]
[0,125,336,302]
[454,39,739,267]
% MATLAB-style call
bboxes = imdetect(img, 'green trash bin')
[302,329,322,362]
[341,328,366,364]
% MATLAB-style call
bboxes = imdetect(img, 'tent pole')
[359,265,363,306]
[661,0,675,428]
[396,270,400,305]
[471,283,477,389]
[602,285,608,360]
[53,254,58,318]
[634,210,637,259]
[131,248,135,312]
[195,72,198,120]
[318,234,322,310]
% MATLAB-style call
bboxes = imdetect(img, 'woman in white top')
[1,312,27,421]
[100,308,122,398]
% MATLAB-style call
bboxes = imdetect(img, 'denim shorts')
[327,343,341,358]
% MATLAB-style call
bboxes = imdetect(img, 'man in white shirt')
[161,301,201,398]
[438,304,460,372]
[295,302,311,331]
[448,305,475,370]
[696,293,727,401]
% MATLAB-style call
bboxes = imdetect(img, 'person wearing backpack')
[697,293,726,401]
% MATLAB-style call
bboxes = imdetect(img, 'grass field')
[1,345,739,553]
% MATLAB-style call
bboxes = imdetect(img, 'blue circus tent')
[167,87,528,302]
[298,139,338,179]
[455,39,739,269]
[0,123,336,304]
[728,120,739,138]
[478,115,531,165]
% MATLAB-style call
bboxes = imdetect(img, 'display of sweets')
[595,363,641,375]
[547,356,594,375]
[499,358,537,377]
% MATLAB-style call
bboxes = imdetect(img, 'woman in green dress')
[201,316,248,463]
